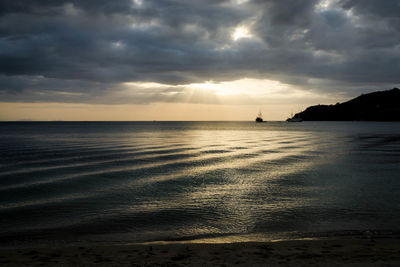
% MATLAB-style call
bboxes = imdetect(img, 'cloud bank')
[0,0,399,104]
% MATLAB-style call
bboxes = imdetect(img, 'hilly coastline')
[290,88,400,121]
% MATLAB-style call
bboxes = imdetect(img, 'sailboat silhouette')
[255,111,263,122]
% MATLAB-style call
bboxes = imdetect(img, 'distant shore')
[289,88,400,121]
[1,237,400,266]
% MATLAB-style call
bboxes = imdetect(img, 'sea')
[1,121,400,247]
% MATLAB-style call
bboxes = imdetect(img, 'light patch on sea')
[0,121,400,246]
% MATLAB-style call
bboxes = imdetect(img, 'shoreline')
[1,236,400,266]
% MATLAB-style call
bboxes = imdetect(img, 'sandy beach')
[1,237,399,266]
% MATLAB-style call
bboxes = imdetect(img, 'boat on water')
[255,112,264,122]
[286,111,303,122]
[286,117,303,122]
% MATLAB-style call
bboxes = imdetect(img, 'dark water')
[1,121,400,246]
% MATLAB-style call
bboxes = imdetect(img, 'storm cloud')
[0,0,399,103]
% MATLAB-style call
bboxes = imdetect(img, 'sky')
[0,0,399,121]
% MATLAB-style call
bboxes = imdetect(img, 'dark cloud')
[0,0,399,104]
[252,0,318,27]
[340,0,400,18]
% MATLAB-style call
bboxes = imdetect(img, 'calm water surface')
[1,121,400,246]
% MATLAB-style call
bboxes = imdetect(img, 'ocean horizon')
[1,121,400,247]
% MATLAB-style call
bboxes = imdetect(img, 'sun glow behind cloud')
[1,77,343,121]
[119,78,334,110]
[188,79,279,97]
[185,78,321,101]
[232,26,253,41]
[123,78,296,99]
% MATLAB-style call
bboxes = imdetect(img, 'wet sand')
[1,238,399,266]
